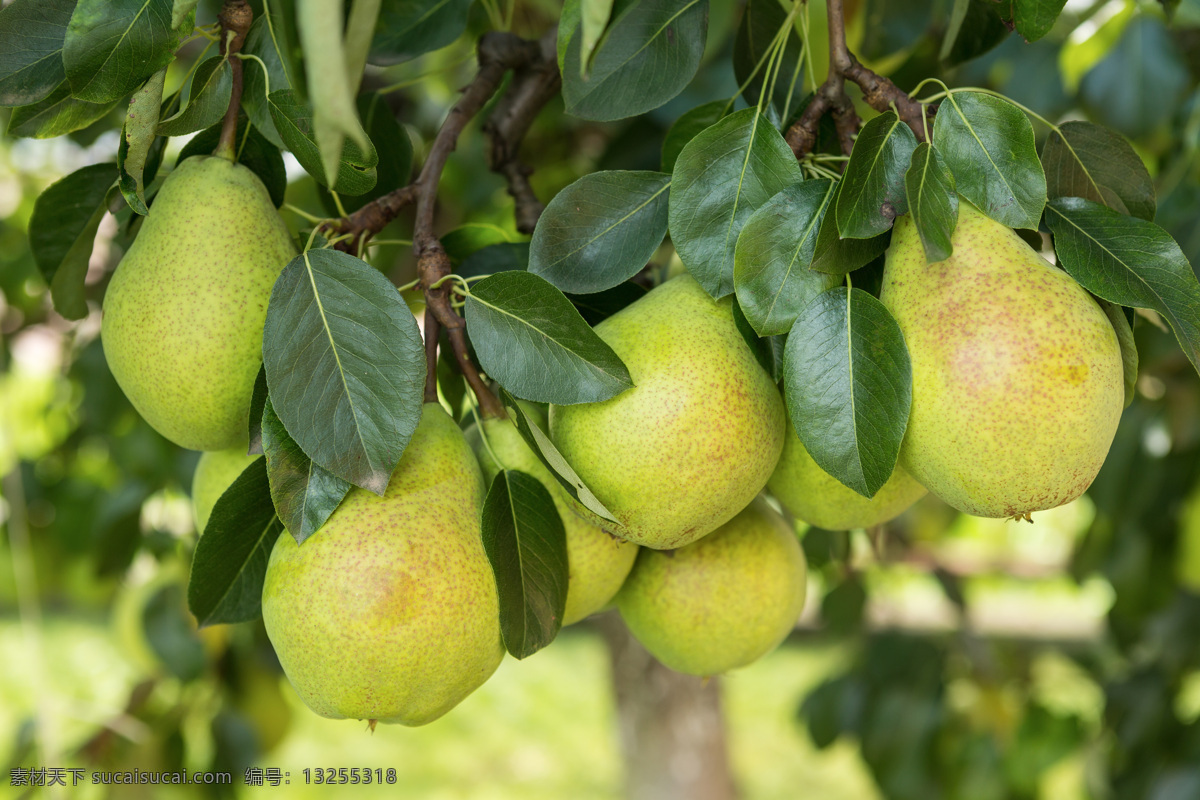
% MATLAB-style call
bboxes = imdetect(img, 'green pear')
[769,417,927,530]
[102,155,297,451]
[465,407,638,626]
[191,447,259,533]
[549,275,786,550]
[617,496,807,676]
[261,403,504,726]
[880,201,1124,518]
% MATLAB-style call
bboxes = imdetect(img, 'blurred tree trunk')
[597,613,740,800]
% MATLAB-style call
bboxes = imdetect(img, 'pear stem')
[216,0,252,161]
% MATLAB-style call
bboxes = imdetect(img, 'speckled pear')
[466,407,638,625]
[769,417,926,530]
[617,496,807,676]
[261,404,504,726]
[549,275,786,550]
[102,155,297,451]
[880,201,1123,518]
[191,447,259,533]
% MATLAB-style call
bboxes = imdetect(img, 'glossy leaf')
[661,100,726,174]
[63,0,189,104]
[0,0,74,107]
[1041,120,1154,221]
[932,90,1046,230]
[836,111,918,239]
[482,470,569,659]
[118,67,167,215]
[810,180,891,276]
[567,282,648,325]
[157,57,232,137]
[530,171,670,294]
[669,107,804,298]
[783,287,912,498]
[732,296,785,382]
[904,142,959,263]
[262,249,425,495]
[241,12,295,150]
[370,0,472,65]
[247,366,268,455]
[268,89,378,194]
[1045,198,1200,375]
[465,271,633,404]
[7,82,116,138]
[1009,0,1067,41]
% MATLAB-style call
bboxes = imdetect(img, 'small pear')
[880,201,1124,518]
[102,156,297,451]
[191,447,259,533]
[262,403,503,726]
[466,406,638,626]
[769,418,927,530]
[617,496,807,676]
[550,275,785,549]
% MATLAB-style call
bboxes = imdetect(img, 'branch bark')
[216,0,252,160]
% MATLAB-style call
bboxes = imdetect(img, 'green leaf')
[530,171,670,294]
[1041,120,1155,221]
[171,0,199,29]
[0,0,75,107]
[941,0,1009,65]
[261,397,352,544]
[498,388,621,525]
[29,163,117,320]
[177,117,287,208]
[932,90,1046,230]
[117,67,167,215]
[317,92,412,210]
[187,457,282,627]
[567,281,648,325]
[1009,0,1066,42]
[903,142,959,263]
[1046,197,1200,375]
[142,584,207,681]
[157,56,232,137]
[6,81,116,138]
[559,0,580,71]
[836,111,918,239]
[369,0,472,65]
[810,180,891,276]
[343,0,382,89]
[732,296,785,382]
[481,470,569,659]
[248,366,268,455]
[669,107,804,298]
[442,223,518,263]
[783,287,912,498]
[733,0,804,115]
[1098,299,1137,409]
[262,249,426,495]
[465,271,633,404]
[63,0,188,104]
[580,0,616,74]
[267,88,378,194]
[734,179,841,336]
[241,12,295,150]
[661,100,726,174]
[562,0,709,121]
[459,243,530,279]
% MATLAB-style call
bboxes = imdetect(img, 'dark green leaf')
[177,118,287,208]
[932,90,1046,230]
[1098,299,1137,409]
[734,179,841,335]
[157,57,232,137]
[247,366,268,455]
[837,111,918,239]
[326,92,412,207]
[171,0,199,28]
[92,482,148,577]
[459,243,530,279]
[669,107,804,298]
[1046,197,1200,375]
[241,12,295,150]
[903,142,958,263]
[7,81,116,138]
[442,223,518,263]
[661,100,726,173]
[562,0,709,121]
[267,88,378,194]
[261,398,351,544]
[0,0,74,107]
[941,0,1009,65]
[732,296,785,382]
[117,66,166,215]
[262,249,426,495]
[810,180,891,275]
[1041,120,1155,221]
[29,163,117,320]
[143,584,207,681]
[1009,0,1066,41]
[783,287,912,497]
[733,0,804,115]
[370,0,473,65]
[63,0,188,104]
[481,470,569,659]
[567,281,648,325]
[465,271,633,404]
[530,171,670,294]
[187,457,281,626]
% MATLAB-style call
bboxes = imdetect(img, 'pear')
[191,447,259,533]
[465,405,638,626]
[880,201,1123,518]
[617,496,807,676]
[769,417,927,530]
[549,275,786,550]
[261,403,504,726]
[102,155,297,451]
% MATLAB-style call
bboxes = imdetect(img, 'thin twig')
[216,0,252,160]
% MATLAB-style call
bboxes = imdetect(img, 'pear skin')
[880,201,1123,518]
[262,403,503,726]
[102,156,297,451]
[549,275,786,550]
[769,418,926,530]
[617,496,807,676]
[466,412,638,625]
[191,447,259,533]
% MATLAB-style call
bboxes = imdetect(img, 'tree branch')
[216,0,252,160]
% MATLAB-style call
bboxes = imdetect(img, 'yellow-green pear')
[880,201,1124,518]
[261,403,503,726]
[191,447,259,533]
[549,275,786,550]
[466,409,638,626]
[769,418,927,530]
[102,155,297,451]
[617,496,807,676]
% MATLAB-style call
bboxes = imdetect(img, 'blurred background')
[3,0,1200,797]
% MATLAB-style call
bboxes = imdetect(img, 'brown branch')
[216,0,252,160]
